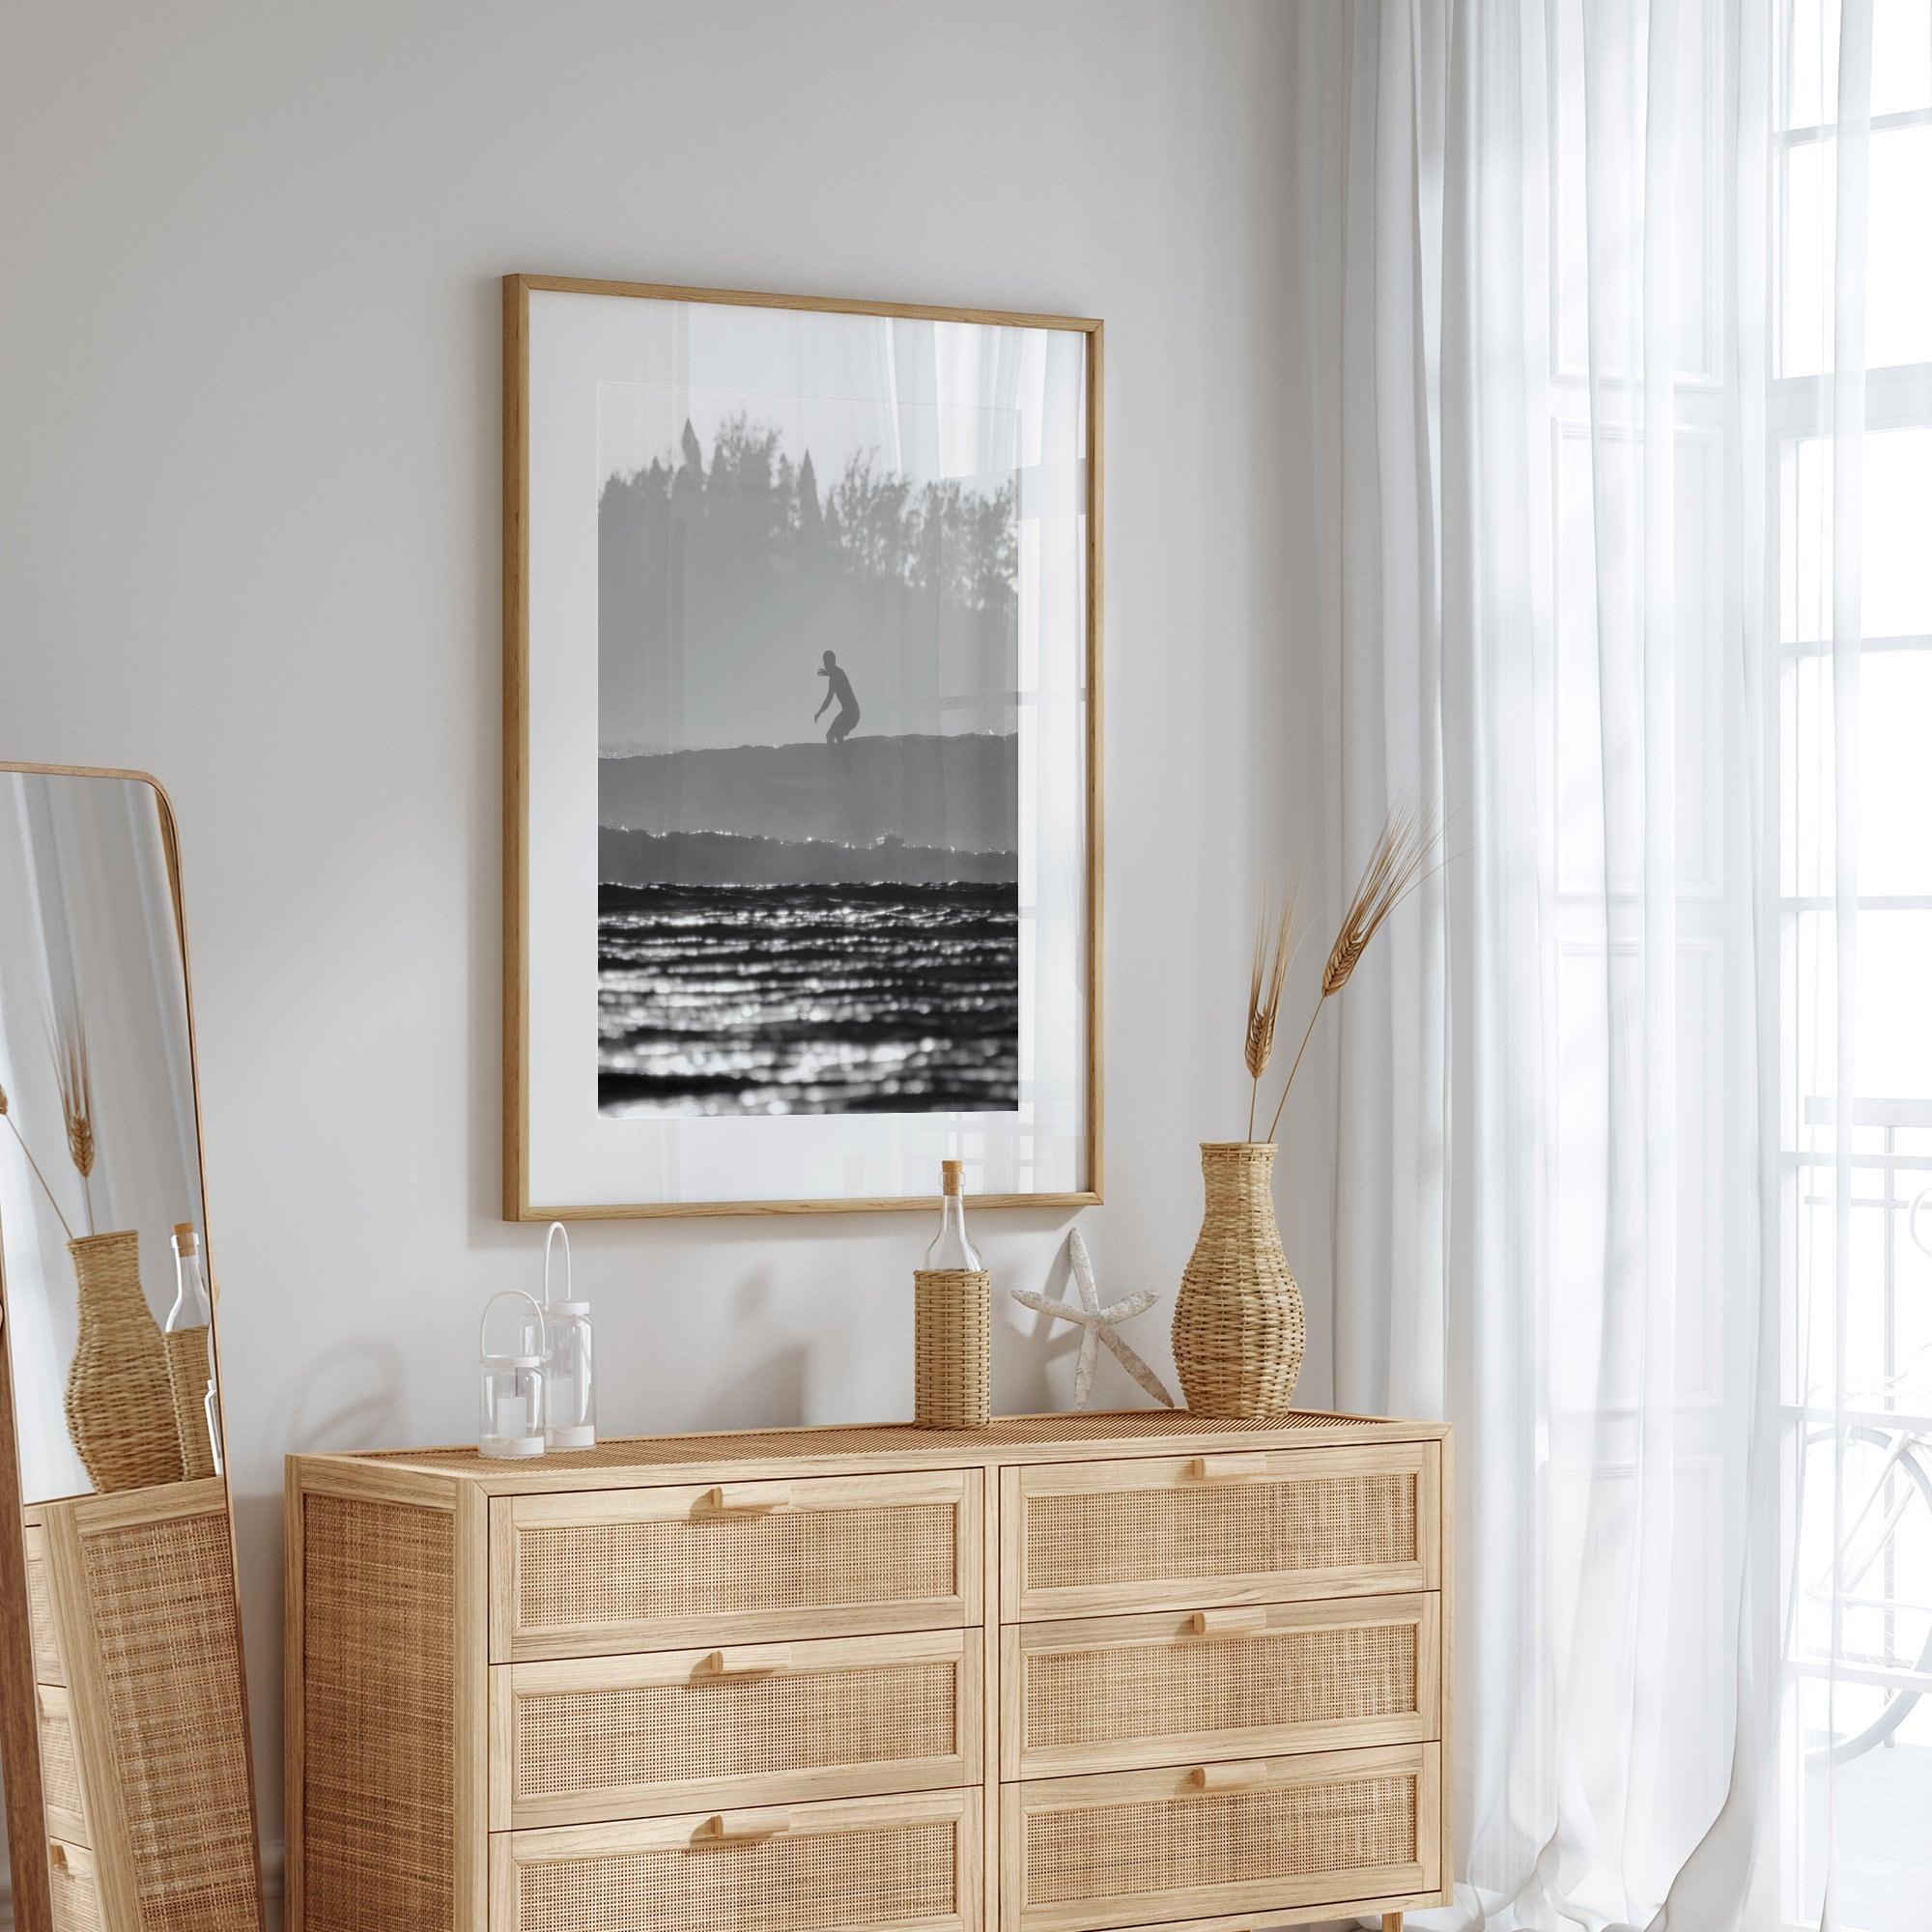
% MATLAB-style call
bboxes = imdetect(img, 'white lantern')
[478,1289,547,1460]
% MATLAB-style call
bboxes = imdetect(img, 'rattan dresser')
[285,1410,1451,1932]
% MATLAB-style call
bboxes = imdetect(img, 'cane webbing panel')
[514,1819,958,1932]
[515,1659,960,1803]
[302,1493,454,1932]
[26,1537,64,1682]
[47,1853,102,1932]
[39,1703,85,1819]
[1025,1472,1416,1593]
[1025,1621,1420,1750]
[376,1408,1379,1475]
[78,1508,262,1931]
[515,1505,956,1635]
[1023,1771,1417,1908]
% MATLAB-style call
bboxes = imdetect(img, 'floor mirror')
[0,764,264,1932]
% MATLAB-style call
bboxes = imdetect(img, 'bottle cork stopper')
[173,1222,198,1252]
[941,1160,964,1196]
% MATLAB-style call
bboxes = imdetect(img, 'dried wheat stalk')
[1243,871,1303,1139]
[1262,800,1444,1143]
[0,1079,75,1240]
[50,1010,97,1233]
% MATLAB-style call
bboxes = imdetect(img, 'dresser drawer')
[37,1687,90,1846]
[47,1841,102,1932]
[1001,1444,1438,1621]
[490,1788,981,1932]
[491,1629,982,1828]
[491,1472,981,1660]
[25,1526,65,1685]
[1000,1594,1438,1779]
[1002,1745,1438,1932]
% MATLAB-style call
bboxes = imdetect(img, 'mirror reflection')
[0,766,262,1932]
[0,771,215,1502]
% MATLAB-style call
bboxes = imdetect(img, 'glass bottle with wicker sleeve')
[164,1222,221,1477]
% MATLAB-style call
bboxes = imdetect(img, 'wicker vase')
[64,1230,185,1493]
[1171,1142,1305,1417]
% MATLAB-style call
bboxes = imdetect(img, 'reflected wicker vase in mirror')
[1171,1141,1305,1417]
[64,1230,185,1493]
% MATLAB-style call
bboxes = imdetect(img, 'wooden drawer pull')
[698,1483,791,1515]
[693,1808,792,1844]
[1185,1453,1272,1482]
[1189,1759,1270,1793]
[695,1644,792,1679]
[48,1843,70,1872]
[1188,1606,1269,1638]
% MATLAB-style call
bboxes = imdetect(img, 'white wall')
[0,0,1338,1894]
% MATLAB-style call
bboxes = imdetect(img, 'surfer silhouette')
[813,650,861,744]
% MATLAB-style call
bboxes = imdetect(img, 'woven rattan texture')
[1171,1145,1307,1418]
[369,1408,1375,1474]
[161,1327,218,1480]
[1025,1622,1419,1748]
[47,1856,102,1932]
[516,1505,957,1634]
[78,1507,262,1931]
[26,1539,63,1682]
[39,1704,85,1819]
[1025,1471,1417,1592]
[62,1232,185,1493]
[913,1271,991,1431]
[301,1493,454,1932]
[1024,1772,1417,1908]
[516,1660,959,1799]
[515,1820,957,1932]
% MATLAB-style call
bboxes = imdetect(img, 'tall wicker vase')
[1171,1142,1305,1417]
[64,1230,185,1493]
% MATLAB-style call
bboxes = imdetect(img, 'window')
[1776,5,1932,1928]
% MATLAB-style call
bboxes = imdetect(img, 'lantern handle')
[480,1288,547,1359]
[543,1220,573,1312]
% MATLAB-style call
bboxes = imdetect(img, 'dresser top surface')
[293,1407,1448,1494]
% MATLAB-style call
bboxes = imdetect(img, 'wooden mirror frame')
[0,761,263,1931]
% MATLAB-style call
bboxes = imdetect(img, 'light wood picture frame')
[503,275,1102,1220]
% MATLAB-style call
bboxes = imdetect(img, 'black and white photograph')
[594,388,1022,1118]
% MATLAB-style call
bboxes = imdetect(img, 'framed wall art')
[503,275,1101,1218]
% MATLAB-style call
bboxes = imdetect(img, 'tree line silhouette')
[600,412,1017,619]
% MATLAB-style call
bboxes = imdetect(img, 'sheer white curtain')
[1302,1,1932,1926]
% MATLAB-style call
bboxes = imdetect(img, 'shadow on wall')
[283,1341,410,1455]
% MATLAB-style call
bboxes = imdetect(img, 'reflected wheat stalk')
[0,1079,76,1240]
[49,1009,98,1236]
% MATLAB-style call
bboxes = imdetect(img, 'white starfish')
[1009,1229,1177,1410]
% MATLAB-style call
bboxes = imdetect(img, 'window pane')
[1856,910,1932,1096]
[1783,128,1932,378]
[1787,911,1932,1128]
[1860,429,1932,636]
[1787,0,1932,128]
[1874,0,1932,116]
[1782,136,1831,378]
[1781,429,1932,640]
[1859,651,1932,894]
[1867,126,1932,369]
